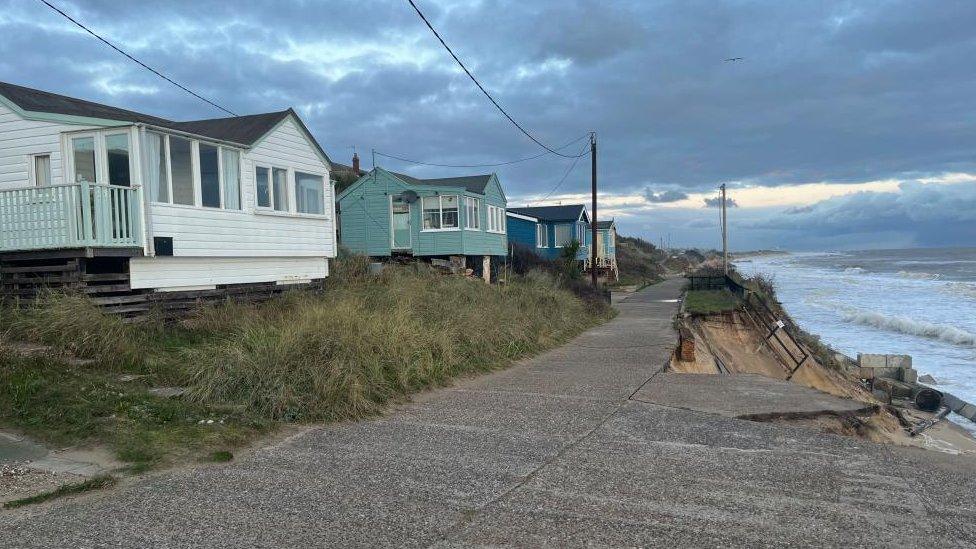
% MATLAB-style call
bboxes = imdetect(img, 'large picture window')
[536,224,548,247]
[464,197,481,229]
[486,205,506,234]
[272,168,289,212]
[554,224,573,247]
[422,195,459,230]
[295,172,324,214]
[199,143,220,208]
[169,136,194,205]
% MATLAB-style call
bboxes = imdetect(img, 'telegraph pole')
[720,183,728,274]
[590,132,598,288]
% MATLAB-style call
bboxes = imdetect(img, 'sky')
[1,0,974,251]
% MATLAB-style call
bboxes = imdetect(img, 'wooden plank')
[90,294,151,305]
[80,283,132,294]
[81,272,131,282]
[0,261,78,274]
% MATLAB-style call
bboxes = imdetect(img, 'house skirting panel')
[129,256,328,291]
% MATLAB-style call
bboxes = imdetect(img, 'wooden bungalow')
[336,168,508,279]
[505,204,590,263]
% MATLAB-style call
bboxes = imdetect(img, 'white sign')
[775,320,785,329]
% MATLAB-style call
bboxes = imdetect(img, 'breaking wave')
[842,267,865,274]
[944,282,976,299]
[897,270,941,280]
[840,309,976,347]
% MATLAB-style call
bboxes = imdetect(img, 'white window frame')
[142,132,244,212]
[553,223,573,248]
[421,194,460,232]
[28,153,52,187]
[464,196,481,230]
[536,223,548,248]
[294,170,326,215]
[486,205,506,234]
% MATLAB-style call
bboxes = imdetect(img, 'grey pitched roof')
[508,204,588,222]
[332,162,365,177]
[0,82,329,163]
[390,171,494,194]
[593,220,615,229]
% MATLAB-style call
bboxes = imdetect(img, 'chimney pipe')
[352,152,360,173]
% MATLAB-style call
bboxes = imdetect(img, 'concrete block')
[857,366,900,380]
[874,378,913,399]
[901,368,918,384]
[958,404,976,420]
[859,354,888,368]
[886,354,912,369]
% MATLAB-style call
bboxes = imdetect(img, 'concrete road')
[3,278,976,547]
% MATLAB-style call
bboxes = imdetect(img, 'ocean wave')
[840,309,976,347]
[944,282,976,299]
[842,267,866,274]
[897,270,941,280]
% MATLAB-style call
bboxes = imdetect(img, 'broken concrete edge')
[735,404,880,423]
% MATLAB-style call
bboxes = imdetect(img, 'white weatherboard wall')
[136,116,335,290]
[0,102,98,189]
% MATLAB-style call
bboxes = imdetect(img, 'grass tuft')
[3,475,117,509]
[207,450,234,462]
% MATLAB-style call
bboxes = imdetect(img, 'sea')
[735,247,976,433]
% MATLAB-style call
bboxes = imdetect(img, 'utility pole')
[720,183,728,275]
[590,132,598,288]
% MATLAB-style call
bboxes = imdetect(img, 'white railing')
[0,182,144,252]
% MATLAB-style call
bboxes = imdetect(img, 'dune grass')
[3,475,117,509]
[0,261,612,470]
[683,289,740,314]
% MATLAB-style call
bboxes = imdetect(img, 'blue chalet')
[505,204,590,262]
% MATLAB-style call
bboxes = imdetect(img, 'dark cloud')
[644,189,689,203]
[2,0,974,249]
[703,196,738,208]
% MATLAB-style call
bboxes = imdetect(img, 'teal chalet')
[336,168,508,278]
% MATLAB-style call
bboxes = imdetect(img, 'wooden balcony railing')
[0,182,144,253]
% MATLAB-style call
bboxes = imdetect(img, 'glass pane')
[295,172,323,214]
[199,143,220,208]
[105,133,130,186]
[146,133,168,202]
[34,155,51,186]
[71,137,96,184]
[222,149,240,210]
[555,224,572,246]
[422,196,440,229]
[442,195,458,228]
[255,166,270,207]
[272,167,288,211]
[169,136,194,205]
[392,198,410,248]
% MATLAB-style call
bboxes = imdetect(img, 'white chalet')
[0,81,337,310]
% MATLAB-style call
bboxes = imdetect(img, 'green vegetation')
[3,475,117,509]
[207,450,234,463]
[0,260,612,471]
[683,290,740,314]
[614,236,666,286]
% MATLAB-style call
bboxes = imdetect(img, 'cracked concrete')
[2,278,975,547]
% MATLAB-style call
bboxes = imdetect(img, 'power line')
[538,141,591,202]
[37,0,238,117]
[374,134,590,168]
[406,0,579,158]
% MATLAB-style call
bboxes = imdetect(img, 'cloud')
[644,189,689,203]
[703,196,739,208]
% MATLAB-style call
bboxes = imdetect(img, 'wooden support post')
[482,255,490,283]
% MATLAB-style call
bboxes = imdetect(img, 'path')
[2,279,976,547]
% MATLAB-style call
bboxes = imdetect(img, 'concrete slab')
[633,372,875,420]
[0,432,47,463]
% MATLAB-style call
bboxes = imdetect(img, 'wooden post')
[482,255,490,283]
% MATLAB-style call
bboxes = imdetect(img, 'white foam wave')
[842,267,865,274]
[897,270,941,280]
[840,309,976,347]
[944,282,976,299]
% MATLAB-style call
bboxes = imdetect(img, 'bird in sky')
[725,57,744,62]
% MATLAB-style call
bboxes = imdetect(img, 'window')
[464,197,481,229]
[486,205,506,233]
[199,143,220,208]
[554,224,573,247]
[71,136,96,184]
[31,155,51,186]
[421,195,459,230]
[255,166,271,208]
[169,136,194,205]
[105,133,131,186]
[536,224,548,248]
[146,133,169,202]
[577,224,586,245]
[295,172,324,214]
[222,149,240,210]
[272,167,289,212]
